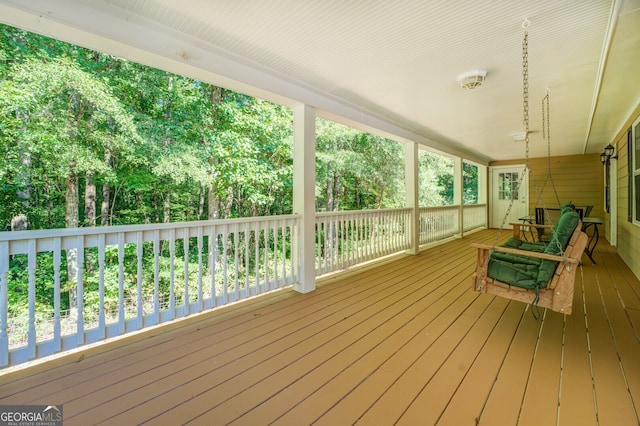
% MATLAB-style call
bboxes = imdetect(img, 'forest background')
[0,24,478,340]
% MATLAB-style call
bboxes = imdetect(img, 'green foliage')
[316,119,404,211]
[419,150,454,206]
[1,24,459,337]
[463,162,479,204]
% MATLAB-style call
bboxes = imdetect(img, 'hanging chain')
[479,22,531,286]
[479,19,571,290]
[494,24,530,237]
[542,92,561,206]
[522,28,530,170]
[540,91,565,258]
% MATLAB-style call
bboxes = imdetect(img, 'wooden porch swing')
[470,20,588,316]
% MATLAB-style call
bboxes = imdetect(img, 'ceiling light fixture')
[457,70,487,90]
[510,131,528,142]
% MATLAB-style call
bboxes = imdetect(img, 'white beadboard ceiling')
[1,0,640,163]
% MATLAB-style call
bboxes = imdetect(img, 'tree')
[418,150,454,206]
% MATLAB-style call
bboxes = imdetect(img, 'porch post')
[405,141,420,254]
[478,164,488,227]
[454,157,464,237]
[293,104,316,293]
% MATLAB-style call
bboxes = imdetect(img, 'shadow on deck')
[1,229,639,425]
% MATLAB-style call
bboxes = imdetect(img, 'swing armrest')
[471,243,578,263]
[508,222,553,240]
[509,222,553,229]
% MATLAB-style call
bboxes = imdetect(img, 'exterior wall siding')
[612,104,640,281]
[490,153,603,219]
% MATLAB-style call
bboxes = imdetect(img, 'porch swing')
[470,20,588,316]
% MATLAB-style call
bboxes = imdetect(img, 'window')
[498,172,520,201]
[633,117,640,224]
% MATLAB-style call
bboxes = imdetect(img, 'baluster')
[197,226,203,312]
[254,224,261,293]
[118,232,125,334]
[0,242,9,366]
[97,234,105,339]
[76,235,84,345]
[53,238,62,352]
[282,221,287,285]
[183,229,189,317]
[264,223,270,289]
[169,228,175,318]
[137,231,143,328]
[153,230,160,324]
[233,224,240,300]
[292,219,299,282]
[210,225,217,306]
[222,226,228,304]
[243,223,250,296]
[273,221,279,288]
[27,239,36,359]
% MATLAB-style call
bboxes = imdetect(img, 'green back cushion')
[560,202,575,215]
[536,210,580,285]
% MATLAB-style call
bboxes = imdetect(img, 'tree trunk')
[163,192,171,223]
[198,184,205,220]
[101,151,112,226]
[223,187,233,219]
[326,177,335,212]
[208,187,219,220]
[65,161,79,315]
[85,171,96,227]
[206,85,223,221]
[11,122,31,231]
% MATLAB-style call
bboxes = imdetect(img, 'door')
[490,165,529,229]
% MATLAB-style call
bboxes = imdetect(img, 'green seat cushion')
[487,254,541,290]
[502,237,546,253]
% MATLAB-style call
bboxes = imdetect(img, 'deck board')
[475,302,543,425]
[581,248,639,425]
[0,230,639,426]
[518,308,564,426]
[435,301,525,425]
[557,277,598,425]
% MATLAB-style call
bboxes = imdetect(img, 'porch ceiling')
[1,0,640,162]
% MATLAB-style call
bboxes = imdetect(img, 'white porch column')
[405,141,420,254]
[293,104,316,293]
[454,157,464,237]
[478,163,488,227]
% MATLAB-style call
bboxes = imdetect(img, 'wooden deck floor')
[1,230,639,425]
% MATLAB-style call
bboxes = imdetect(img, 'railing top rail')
[316,208,412,218]
[0,214,301,242]
[419,205,460,211]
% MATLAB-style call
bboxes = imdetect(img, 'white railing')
[463,204,487,232]
[418,206,460,244]
[0,205,487,368]
[0,216,299,367]
[314,208,412,275]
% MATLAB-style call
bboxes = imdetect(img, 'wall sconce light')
[600,143,618,165]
